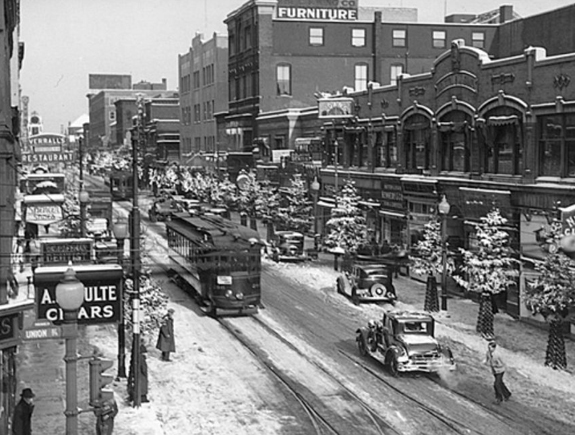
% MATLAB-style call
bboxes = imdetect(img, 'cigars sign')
[34,265,123,325]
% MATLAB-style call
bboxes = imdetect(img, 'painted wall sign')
[34,266,123,325]
[277,7,357,21]
[318,97,354,119]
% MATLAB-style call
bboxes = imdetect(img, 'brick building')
[178,32,229,159]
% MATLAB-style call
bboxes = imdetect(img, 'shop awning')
[317,201,335,208]
[487,115,519,126]
[359,200,380,208]
[379,210,407,219]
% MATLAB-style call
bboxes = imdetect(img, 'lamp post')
[55,266,85,435]
[112,220,129,379]
[438,195,451,311]
[79,189,90,238]
[310,176,320,235]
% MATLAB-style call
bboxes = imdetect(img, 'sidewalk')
[14,266,99,435]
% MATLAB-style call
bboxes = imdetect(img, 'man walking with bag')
[484,341,511,404]
[156,308,175,361]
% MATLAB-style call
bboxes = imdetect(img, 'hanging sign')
[34,265,123,325]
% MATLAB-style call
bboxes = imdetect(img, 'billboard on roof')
[89,74,132,90]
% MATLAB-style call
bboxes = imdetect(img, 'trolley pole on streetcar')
[131,94,144,407]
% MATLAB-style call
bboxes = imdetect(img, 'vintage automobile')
[148,197,184,222]
[271,231,306,262]
[336,264,396,305]
[356,311,456,376]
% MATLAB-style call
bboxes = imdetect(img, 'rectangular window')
[472,32,485,49]
[309,27,324,46]
[390,64,403,86]
[352,28,366,47]
[355,64,368,92]
[432,30,446,49]
[539,113,575,177]
[392,29,406,47]
[276,64,291,96]
[109,110,115,121]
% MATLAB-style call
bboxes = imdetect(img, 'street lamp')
[310,176,320,235]
[55,265,85,435]
[438,195,451,311]
[112,219,129,379]
[79,189,90,237]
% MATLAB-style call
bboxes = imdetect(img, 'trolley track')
[219,315,395,435]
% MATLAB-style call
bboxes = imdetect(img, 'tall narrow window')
[472,32,485,49]
[352,28,366,47]
[432,30,446,49]
[404,114,431,171]
[277,64,291,96]
[309,27,324,46]
[392,29,406,47]
[482,108,523,175]
[439,111,471,172]
[355,63,368,92]
[390,64,403,86]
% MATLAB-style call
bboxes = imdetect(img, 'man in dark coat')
[95,394,118,435]
[156,308,175,361]
[128,342,149,403]
[12,388,35,435]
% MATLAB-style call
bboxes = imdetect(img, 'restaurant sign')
[34,265,123,325]
[22,152,74,164]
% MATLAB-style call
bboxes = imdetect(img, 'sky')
[20,0,575,134]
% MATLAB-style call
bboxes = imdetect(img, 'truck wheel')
[357,333,369,357]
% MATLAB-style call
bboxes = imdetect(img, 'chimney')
[162,78,167,89]
[499,5,513,23]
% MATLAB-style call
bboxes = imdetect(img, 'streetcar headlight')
[225,290,233,298]
[236,292,244,300]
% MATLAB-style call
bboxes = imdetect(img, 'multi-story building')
[0,1,33,432]
[314,4,575,324]
[86,76,173,151]
[178,32,228,159]
[221,0,500,152]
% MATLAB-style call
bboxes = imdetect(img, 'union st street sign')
[34,264,123,325]
[23,324,62,341]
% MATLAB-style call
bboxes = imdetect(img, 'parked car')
[271,231,306,261]
[356,311,456,376]
[336,264,396,305]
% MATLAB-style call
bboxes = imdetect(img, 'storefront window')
[439,111,471,172]
[404,114,431,171]
[538,113,575,177]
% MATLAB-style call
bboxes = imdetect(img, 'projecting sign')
[26,204,63,225]
[22,152,74,164]
[318,97,354,119]
[34,265,123,325]
[41,239,93,265]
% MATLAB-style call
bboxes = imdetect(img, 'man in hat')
[156,308,176,361]
[484,341,512,404]
[12,388,35,435]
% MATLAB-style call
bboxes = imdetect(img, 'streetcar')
[166,212,263,316]
[109,170,133,201]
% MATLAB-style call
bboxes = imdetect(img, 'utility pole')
[131,94,143,407]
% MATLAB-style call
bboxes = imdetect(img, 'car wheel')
[370,283,386,298]
[336,278,344,294]
[386,352,399,377]
[357,333,369,357]
[352,288,360,305]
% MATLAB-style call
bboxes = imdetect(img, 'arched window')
[438,111,472,172]
[404,114,431,171]
[481,107,523,175]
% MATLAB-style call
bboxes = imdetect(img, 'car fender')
[338,274,352,296]
[356,327,370,343]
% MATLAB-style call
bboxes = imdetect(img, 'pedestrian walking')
[95,394,118,435]
[484,341,511,404]
[156,308,175,361]
[12,388,35,435]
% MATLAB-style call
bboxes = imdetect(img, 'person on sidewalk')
[156,308,175,361]
[484,341,512,404]
[95,394,118,435]
[128,342,150,403]
[12,388,35,435]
